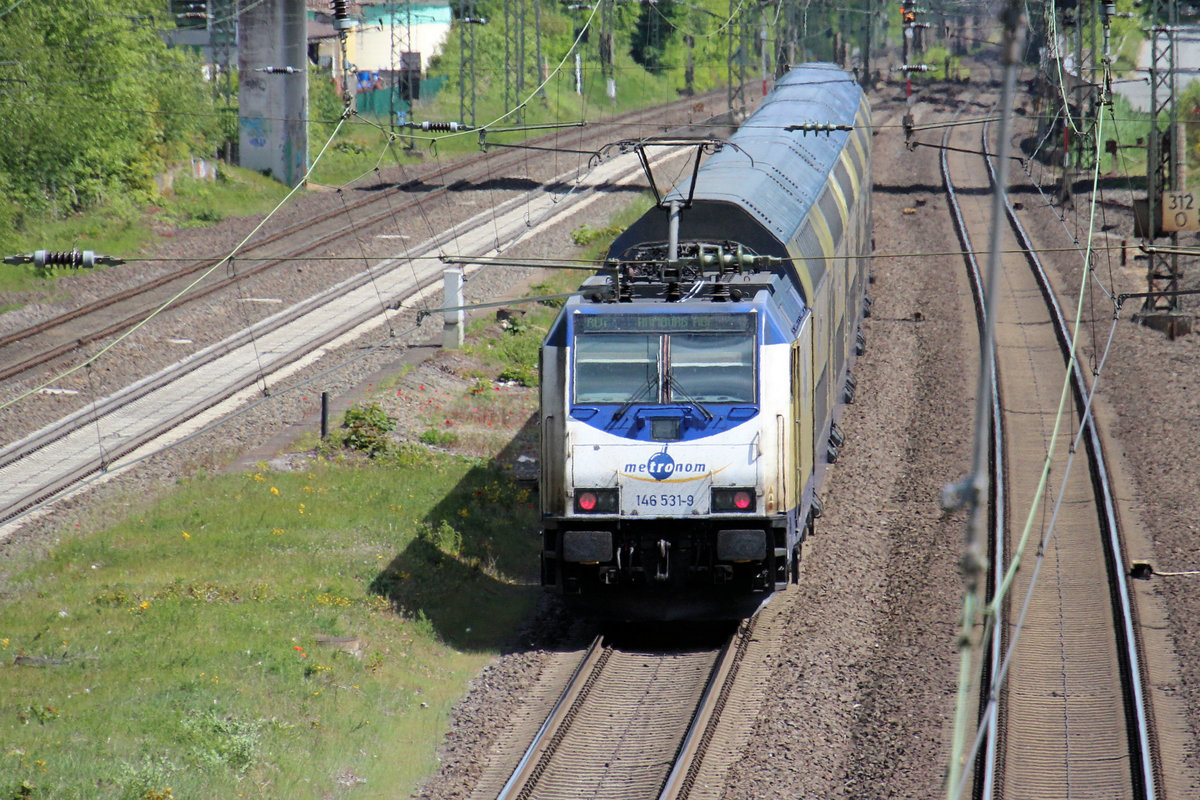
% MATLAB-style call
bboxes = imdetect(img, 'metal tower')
[600,0,615,102]
[457,0,479,126]
[504,0,527,121]
[212,0,237,160]
[1142,0,1184,320]
[390,0,416,131]
[727,0,755,121]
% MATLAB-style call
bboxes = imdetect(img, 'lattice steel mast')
[1142,0,1183,319]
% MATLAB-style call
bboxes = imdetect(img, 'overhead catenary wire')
[113,241,1152,268]
[953,123,1141,799]
[2,316,427,529]
[0,0,29,19]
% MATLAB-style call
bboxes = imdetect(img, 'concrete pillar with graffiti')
[238,0,309,187]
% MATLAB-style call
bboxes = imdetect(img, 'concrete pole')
[238,0,309,187]
[443,268,465,349]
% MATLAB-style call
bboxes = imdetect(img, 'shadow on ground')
[368,412,550,652]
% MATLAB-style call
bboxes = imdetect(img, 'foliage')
[179,710,266,772]
[417,520,464,556]
[570,222,623,246]
[630,0,686,74]
[0,164,291,294]
[422,0,775,126]
[0,0,223,222]
[530,280,568,309]
[912,46,965,83]
[341,403,397,456]
[468,322,544,387]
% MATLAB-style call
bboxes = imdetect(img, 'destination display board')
[575,312,755,334]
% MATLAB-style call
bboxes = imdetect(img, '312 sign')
[1162,191,1200,232]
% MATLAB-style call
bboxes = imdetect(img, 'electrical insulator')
[416,121,466,132]
[170,0,208,28]
[3,250,123,269]
[331,0,354,31]
[39,250,94,269]
[785,122,854,135]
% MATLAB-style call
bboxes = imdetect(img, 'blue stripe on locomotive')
[562,282,804,443]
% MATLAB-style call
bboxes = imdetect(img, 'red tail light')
[712,487,756,513]
[574,489,618,514]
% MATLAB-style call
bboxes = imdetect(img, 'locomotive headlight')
[712,487,756,513]
[574,488,618,514]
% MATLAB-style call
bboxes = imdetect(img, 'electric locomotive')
[539,64,872,620]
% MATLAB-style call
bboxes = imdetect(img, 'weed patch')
[419,428,460,447]
[341,402,396,456]
[180,710,267,772]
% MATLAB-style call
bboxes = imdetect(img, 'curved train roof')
[607,64,865,261]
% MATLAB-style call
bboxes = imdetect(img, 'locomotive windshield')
[572,313,756,405]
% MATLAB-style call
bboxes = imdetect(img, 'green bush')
[0,0,224,217]
[342,403,396,456]
[179,710,267,773]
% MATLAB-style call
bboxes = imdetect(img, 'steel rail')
[496,626,746,800]
[0,261,442,523]
[657,619,752,800]
[494,636,609,800]
[982,120,1158,800]
[941,108,1155,799]
[0,179,509,474]
[938,105,1005,800]
[941,103,1155,800]
[1,142,677,528]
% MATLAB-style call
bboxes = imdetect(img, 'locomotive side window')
[574,334,661,403]
[669,334,755,402]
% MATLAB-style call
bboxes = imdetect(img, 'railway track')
[940,104,1157,799]
[0,91,748,532]
[0,130,703,531]
[0,93,725,388]
[496,621,751,800]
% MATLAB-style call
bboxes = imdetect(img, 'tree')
[0,0,222,219]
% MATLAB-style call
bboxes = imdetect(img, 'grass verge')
[0,451,539,798]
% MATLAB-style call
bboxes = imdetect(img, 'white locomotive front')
[540,295,802,620]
